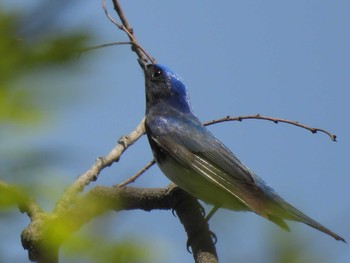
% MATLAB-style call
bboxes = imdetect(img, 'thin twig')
[102,0,155,63]
[204,114,337,142]
[102,0,123,28]
[111,0,154,62]
[80,41,132,53]
[54,117,146,213]
[116,159,156,187]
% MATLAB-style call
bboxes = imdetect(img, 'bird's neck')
[146,99,192,117]
[146,97,192,115]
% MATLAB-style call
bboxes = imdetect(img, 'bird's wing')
[147,113,346,242]
[147,114,262,210]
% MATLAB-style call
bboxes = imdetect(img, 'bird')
[140,60,345,243]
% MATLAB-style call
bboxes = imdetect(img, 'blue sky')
[2,1,350,262]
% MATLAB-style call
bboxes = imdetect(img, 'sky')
[2,1,350,262]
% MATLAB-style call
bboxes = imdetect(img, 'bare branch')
[204,114,337,142]
[54,117,146,213]
[116,159,156,187]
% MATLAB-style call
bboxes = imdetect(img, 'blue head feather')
[144,64,192,113]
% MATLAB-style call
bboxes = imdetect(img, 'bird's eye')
[151,69,162,80]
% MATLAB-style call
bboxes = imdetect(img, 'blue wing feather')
[146,104,346,242]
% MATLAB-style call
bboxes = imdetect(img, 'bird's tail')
[251,173,345,242]
[268,197,346,243]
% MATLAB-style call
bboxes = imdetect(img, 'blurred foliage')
[0,8,88,125]
[266,229,327,263]
[0,181,27,208]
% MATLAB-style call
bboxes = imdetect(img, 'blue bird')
[141,61,345,242]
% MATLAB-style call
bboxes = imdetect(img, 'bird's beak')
[137,59,149,71]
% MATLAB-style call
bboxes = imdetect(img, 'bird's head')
[140,61,192,114]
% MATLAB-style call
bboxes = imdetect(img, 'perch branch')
[81,185,218,263]
[22,185,217,263]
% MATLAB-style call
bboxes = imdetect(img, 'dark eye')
[151,69,162,81]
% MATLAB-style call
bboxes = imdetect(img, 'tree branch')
[22,185,217,263]
[54,117,146,213]
[82,185,218,262]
